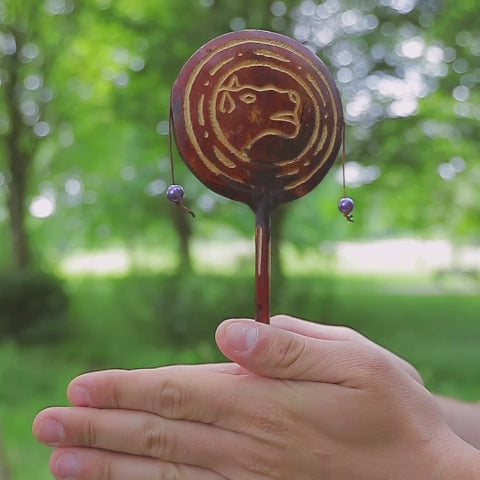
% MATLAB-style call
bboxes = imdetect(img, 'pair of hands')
[34,315,479,479]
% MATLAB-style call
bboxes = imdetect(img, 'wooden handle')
[255,204,271,324]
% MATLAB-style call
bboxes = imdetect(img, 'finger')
[50,448,227,480]
[215,318,388,385]
[69,363,244,389]
[174,363,245,374]
[66,368,276,435]
[179,362,249,376]
[270,314,360,341]
[66,364,245,413]
[34,406,252,472]
[270,315,423,384]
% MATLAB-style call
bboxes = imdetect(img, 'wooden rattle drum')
[169,30,346,324]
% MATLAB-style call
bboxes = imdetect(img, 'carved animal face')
[216,75,301,153]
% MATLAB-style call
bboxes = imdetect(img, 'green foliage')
[0,270,69,343]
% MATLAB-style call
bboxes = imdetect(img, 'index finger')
[270,315,423,384]
[67,365,277,434]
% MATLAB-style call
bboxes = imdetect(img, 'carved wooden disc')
[171,30,344,210]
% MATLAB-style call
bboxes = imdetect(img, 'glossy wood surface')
[171,30,344,323]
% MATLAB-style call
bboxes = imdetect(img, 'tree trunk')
[6,157,31,270]
[4,34,32,271]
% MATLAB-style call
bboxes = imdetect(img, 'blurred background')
[0,0,479,477]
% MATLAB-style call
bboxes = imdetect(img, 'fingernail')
[37,419,65,445]
[69,385,92,407]
[226,322,258,352]
[55,453,80,479]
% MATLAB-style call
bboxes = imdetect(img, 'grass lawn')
[1,273,479,479]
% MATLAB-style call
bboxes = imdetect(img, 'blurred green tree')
[288,0,480,245]
[1,0,300,273]
[1,0,478,275]
[0,0,79,269]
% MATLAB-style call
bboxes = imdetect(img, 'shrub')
[0,270,69,343]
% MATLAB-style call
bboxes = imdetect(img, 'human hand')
[33,316,480,479]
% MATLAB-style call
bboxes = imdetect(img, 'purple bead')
[338,197,355,215]
[167,184,185,203]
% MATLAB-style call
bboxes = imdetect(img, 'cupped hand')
[33,316,479,480]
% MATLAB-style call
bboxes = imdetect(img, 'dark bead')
[167,184,185,203]
[338,197,355,215]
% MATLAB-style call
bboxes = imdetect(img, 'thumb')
[215,318,372,384]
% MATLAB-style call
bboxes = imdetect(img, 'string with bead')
[166,98,195,217]
[338,123,355,222]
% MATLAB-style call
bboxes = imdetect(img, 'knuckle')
[111,380,122,408]
[153,378,184,418]
[358,347,392,379]
[155,461,182,480]
[273,335,307,371]
[244,450,281,479]
[141,420,175,460]
[338,326,360,340]
[252,404,287,439]
[84,417,97,446]
[100,457,113,480]
[409,365,424,385]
